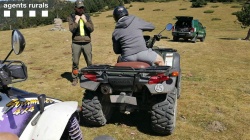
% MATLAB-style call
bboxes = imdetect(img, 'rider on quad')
[112,6,164,66]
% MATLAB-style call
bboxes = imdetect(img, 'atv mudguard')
[19,101,78,140]
[80,79,100,91]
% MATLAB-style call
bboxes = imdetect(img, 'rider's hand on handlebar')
[155,35,162,41]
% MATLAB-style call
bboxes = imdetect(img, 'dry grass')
[1,1,250,140]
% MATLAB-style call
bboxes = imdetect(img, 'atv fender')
[80,77,100,91]
[19,101,78,140]
[145,77,177,95]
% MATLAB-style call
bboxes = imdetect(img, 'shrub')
[231,12,238,15]
[231,5,241,8]
[211,18,221,21]
[139,8,145,11]
[153,9,161,11]
[211,5,219,8]
[192,0,207,8]
[179,8,187,10]
[204,10,214,13]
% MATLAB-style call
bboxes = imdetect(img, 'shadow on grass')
[61,72,73,82]
[219,38,242,40]
[167,39,197,43]
[161,36,170,39]
[79,109,170,136]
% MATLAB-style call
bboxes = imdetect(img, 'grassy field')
[1,1,250,140]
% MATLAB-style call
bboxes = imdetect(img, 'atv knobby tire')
[82,90,106,126]
[82,90,113,126]
[151,88,178,135]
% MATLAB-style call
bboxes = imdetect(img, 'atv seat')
[115,62,150,69]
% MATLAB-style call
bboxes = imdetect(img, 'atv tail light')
[190,27,195,32]
[171,71,179,77]
[172,26,175,31]
[83,72,97,82]
[148,73,170,84]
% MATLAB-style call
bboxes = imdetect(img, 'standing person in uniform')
[112,6,164,66]
[67,0,94,86]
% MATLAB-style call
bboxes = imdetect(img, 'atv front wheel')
[151,88,178,135]
[81,90,113,126]
[60,114,83,140]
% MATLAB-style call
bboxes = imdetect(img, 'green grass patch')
[231,5,242,8]
[204,10,214,13]
[179,8,187,10]
[211,5,219,8]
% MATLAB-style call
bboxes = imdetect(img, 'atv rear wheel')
[151,88,178,135]
[81,90,113,126]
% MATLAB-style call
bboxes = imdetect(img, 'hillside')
[0,1,249,140]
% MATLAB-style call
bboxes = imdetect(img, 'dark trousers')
[71,42,92,79]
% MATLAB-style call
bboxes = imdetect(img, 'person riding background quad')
[112,6,164,66]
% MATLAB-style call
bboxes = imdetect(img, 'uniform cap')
[75,0,84,8]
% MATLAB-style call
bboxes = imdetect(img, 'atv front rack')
[80,65,171,74]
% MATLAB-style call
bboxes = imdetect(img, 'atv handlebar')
[0,61,27,87]
[144,23,173,48]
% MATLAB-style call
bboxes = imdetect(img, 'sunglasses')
[77,6,84,9]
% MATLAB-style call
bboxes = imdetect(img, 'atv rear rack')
[80,65,171,73]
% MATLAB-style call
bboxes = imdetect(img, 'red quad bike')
[77,23,181,135]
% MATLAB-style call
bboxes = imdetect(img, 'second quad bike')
[0,30,83,140]
[77,23,181,135]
